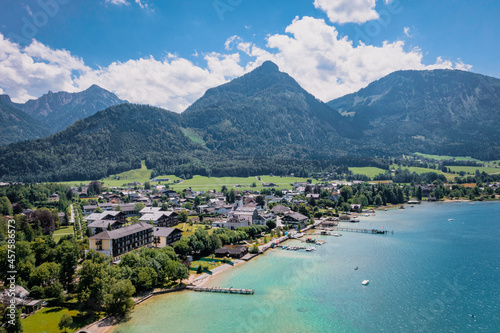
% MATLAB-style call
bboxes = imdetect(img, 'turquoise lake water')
[113,202,500,333]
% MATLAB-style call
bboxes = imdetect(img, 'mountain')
[0,95,51,145]
[13,85,127,133]
[0,104,198,182]
[182,61,354,159]
[328,69,500,160]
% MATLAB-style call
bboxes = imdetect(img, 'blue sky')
[0,0,499,112]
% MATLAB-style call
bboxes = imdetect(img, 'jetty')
[187,286,254,295]
[333,227,393,235]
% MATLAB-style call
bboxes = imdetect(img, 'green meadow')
[349,167,387,178]
[414,152,482,162]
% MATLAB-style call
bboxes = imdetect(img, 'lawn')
[177,223,215,237]
[259,176,316,189]
[349,167,387,178]
[52,225,74,243]
[414,152,482,162]
[446,166,500,174]
[22,306,99,333]
[168,175,261,192]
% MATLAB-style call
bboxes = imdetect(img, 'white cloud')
[314,0,379,24]
[404,26,411,37]
[106,0,130,6]
[0,15,472,112]
[223,17,472,102]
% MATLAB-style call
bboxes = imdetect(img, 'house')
[152,227,182,248]
[114,203,140,217]
[89,222,153,261]
[215,245,248,259]
[319,217,339,227]
[0,285,42,314]
[350,204,362,213]
[83,203,113,215]
[139,211,178,227]
[48,193,60,202]
[262,182,276,187]
[86,211,127,224]
[282,212,309,229]
[271,205,291,215]
[88,219,125,235]
[58,212,66,225]
[139,206,164,215]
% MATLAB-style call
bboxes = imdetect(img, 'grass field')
[349,167,387,178]
[414,153,482,162]
[52,225,74,243]
[446,166,500,174]
[22,306,98,333]
[177,223,215,237]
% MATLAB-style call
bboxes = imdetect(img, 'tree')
[58,313,73,332]
[161,202,169,211]
[144,182,151,190]
[340,186,353,202]
[134,203,146,212]
[2,308,23,333]
[297,222,302,231]
[56,240,80,291]
[416,186,422,201]
[255,195,265,207]
[94,207,103,213]
[0,196,13,215]
[266,220,276,230]
[116,205,122,212]
[104,279,135,316]
[178,211,188,223]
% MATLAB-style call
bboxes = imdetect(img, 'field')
[414,153,482,162]
[52,225,74,243]
[349,167,387,178]
[177,223,215,237]
[167,175,315,192]
[21,306,99,333]
[446,166,500,174]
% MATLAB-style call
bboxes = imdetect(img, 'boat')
[365,214,370,217]
[448,219,454,221]
[305,247,316,252]
[316,240,326,245]
[362,280,370,285]
[354,266,359,270]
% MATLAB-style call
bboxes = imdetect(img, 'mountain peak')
[0,94,12,104]
[259,60,279,71]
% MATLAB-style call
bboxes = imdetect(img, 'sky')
[0,0,499,112]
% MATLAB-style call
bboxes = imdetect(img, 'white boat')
[448,219,454,221]
[305,247,316,252]
[362,280,370,285]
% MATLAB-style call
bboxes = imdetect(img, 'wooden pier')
[333,227,393,235]
[187,286,254,295]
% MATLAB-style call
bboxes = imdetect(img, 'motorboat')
[362,280,370,285]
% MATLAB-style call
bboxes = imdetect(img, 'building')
[282,212,309,229]
[83,203,113,215]
[88,219,125,235]
[0,285,42,314]
[152,227,182,248]
[215,245,248,259]
[212,207,259,230]
[86,211,127,224]
[89,222,153,261]
[48,193,60,202]
[138,211,178,227]
[271,205,291,215]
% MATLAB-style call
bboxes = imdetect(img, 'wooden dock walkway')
[333,227,393,234]
[186,286,254,295]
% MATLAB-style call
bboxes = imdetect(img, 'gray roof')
[87,219,122,229]
[284,212,309,221]
[90,222,153,240]
[139,211,177,222]
[153,227,181,237]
